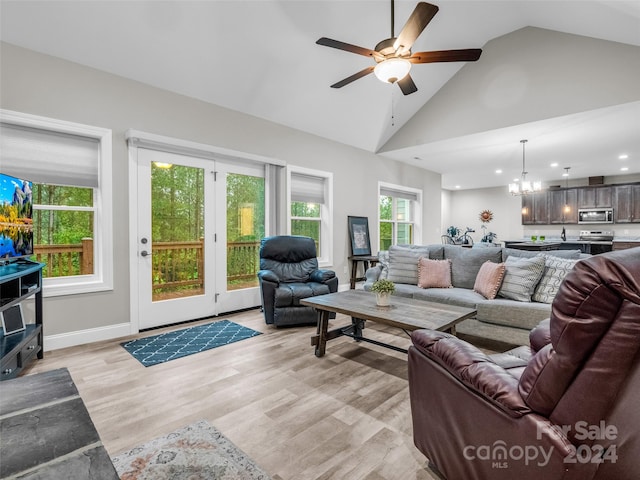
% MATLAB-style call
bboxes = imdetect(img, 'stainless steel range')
[579,230,614,254]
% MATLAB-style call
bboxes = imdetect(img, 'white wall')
[382,27,640,152]
[1,42,441,343]
[444,186,524,244]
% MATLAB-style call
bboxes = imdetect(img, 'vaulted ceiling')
[1,1,639,189]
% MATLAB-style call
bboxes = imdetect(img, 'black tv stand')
[0,260,44,380]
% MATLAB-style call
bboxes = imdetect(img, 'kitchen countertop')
[506,242,563,251]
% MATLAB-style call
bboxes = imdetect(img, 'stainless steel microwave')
[578,208,614,224]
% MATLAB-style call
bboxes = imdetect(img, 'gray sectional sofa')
[363,244,588,348]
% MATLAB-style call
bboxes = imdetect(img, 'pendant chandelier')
[508,139,542,195]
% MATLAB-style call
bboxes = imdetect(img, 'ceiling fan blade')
[397,74,418,95]
[330,66,375,89]
[316,37,382,60]
[409,49,482,64]
[393,2,439,55]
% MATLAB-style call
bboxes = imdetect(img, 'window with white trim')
[0,110,113,296]
[378,182,421,251]
[287,166,333,266]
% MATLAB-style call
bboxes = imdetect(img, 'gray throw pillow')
[502,248,581,261]
[532,254,578,303]
[498,255,546,302]
[387,245,432,285]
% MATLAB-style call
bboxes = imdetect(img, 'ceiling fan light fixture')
[374,57,411,84]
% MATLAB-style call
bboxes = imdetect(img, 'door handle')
[140,250,152,257]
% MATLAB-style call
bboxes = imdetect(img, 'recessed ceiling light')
[495,169,502,174]
[455,185,461,189]
[562,172,569,177]
[621,167,629,171]
[513,178,520,182]
[619,154,628,160]
[550,163,559,167]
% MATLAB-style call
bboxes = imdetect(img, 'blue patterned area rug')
[121,320,261,367]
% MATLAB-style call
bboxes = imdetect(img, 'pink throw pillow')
[418,258,452,289]
[474,261,506,299]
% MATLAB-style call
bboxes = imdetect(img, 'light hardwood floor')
[24,309,443,480]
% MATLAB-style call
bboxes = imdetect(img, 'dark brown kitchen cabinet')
[578,186,613,208]
[615,185,640,223]
[521,192,548,225]
[548,188,578,224]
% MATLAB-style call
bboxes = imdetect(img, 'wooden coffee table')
[302,290,477,357]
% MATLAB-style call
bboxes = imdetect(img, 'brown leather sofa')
[408,247,640,480]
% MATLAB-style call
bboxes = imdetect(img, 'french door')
[135,148,265,330]
[136,149,215,329]
[214,161,265,313]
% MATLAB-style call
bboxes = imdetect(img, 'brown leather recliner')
[408,247,640,480]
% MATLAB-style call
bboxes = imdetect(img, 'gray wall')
[0,42,442,341]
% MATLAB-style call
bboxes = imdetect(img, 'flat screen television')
[0,173,33,262]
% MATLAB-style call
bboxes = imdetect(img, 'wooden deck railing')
[151,240,204,292]
[35,239,261,291]
[34,238,93,277]
[226,241,260,284]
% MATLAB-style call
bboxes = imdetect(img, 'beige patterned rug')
[111,420,271,480]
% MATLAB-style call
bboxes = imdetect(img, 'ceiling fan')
[316,1,482,95]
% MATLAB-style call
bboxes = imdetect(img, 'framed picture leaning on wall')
[348,216,372,256]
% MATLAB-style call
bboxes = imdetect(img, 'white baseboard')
[44,322,133,351]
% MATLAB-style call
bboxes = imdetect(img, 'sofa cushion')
[413,287,485,309]
[498,256,546,302]
[418,258,452,289]
[389,283,418,298]
[476,299,552,330]
[473,261,506,299]
[532,255,578,304]
[443,245,503,289]
[387,245,433,284]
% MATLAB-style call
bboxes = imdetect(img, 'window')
[379,182,421,251]
[287,166,333,266]
[0,110,113,296]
